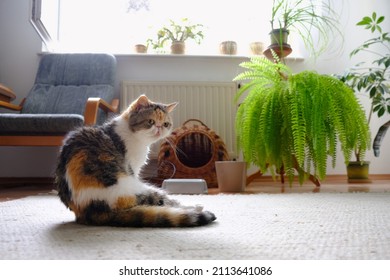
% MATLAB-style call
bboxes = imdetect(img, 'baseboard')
[0,177,54,187]
[1,174,389,188]
[327,174,390,181]
[247,173,390,183]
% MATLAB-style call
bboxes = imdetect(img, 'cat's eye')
[163,122,170,128]
[148,119,155,126]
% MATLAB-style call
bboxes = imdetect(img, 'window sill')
[39,51,304,61]
[113,53,305,61]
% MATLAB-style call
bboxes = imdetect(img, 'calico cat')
[55,95,216,227]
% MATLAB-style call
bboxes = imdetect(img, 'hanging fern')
[234,57,370,184]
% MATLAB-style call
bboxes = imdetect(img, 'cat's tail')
[76,202,216,227]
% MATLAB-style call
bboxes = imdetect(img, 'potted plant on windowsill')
[233,55,370,186]
[265,0,341,60]
[147,18,204,54]
[134,43,148,54]
[337,12,390,181]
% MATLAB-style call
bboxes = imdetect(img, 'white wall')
[0,0,389,178]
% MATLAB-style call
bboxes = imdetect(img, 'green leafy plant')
[234,56,370,185]
[338,12,390,161]
[270,0,342,57]
[147,18,204,51]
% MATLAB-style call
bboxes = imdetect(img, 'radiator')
[120,81,238,158]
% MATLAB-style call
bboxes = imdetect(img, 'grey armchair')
[0,53,118,146]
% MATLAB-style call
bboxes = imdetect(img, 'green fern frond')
[234,56,370,185]
[288,74,307,168]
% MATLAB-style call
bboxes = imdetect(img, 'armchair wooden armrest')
[0,100,22,111]
[84,97,119,125]
[0,83,16,102]
[0,83,24,111]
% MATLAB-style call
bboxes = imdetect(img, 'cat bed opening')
[176,132,214,168]
[158,119,230,188]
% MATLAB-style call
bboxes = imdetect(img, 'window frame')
[30,0,59,51]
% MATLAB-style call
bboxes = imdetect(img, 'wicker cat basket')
[157,119,230,188]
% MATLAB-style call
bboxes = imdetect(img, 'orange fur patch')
[154,109,165,122]
[115,196,137,209]
[142,207,184,226]
[67,151,103,192]
[143,207,161,224]
[170,210,185,226]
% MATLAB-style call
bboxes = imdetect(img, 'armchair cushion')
[21,84,113,124]
[0,114,84,136]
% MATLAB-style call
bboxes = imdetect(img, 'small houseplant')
[148,18,204,54]
[234,56,370,185]
[338,13,390,179]
[268,0,341,59]
[134,43,148,53]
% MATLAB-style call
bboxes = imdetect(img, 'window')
[30,0,296,56]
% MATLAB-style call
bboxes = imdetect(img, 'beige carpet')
[1,192,390,260]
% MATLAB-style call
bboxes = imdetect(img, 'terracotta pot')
[171,41,185,54]
[134,44,147,53]
[219,41,237,55]
[215,161,246,192]
[250,41,264,55]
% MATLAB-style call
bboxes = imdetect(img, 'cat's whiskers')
[164,137,188,159]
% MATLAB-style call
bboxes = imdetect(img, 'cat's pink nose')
[155,127,162,136]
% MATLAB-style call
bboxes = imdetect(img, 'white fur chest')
[125,143,149,176]
[113,117,150,177]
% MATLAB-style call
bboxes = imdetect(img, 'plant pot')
[265,29,292,60]
[263,44,292,60]
[215,161,246,192]
[134,44,147,53]
[171,41,185,54]
[269,28,289,46]
[347,161,370,180]
[249,41,264,55]
[219,41,237,55]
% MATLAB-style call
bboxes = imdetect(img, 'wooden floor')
[1,174,389,202]
[213,174,390,194]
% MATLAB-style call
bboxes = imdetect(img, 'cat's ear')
[165,102,178,113]
[130,94,151,111]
